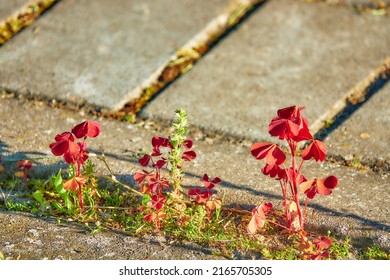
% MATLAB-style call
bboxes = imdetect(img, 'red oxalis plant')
[248,105,338,255]
[49,120,100,209]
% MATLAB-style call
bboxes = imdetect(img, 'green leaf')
[52,201,64,212]
[68,164,76,178]
[32,190,44,203]
[51,170,73,210]
[51,170,63,190]
[63,193,73,211]
[142,194,151,206]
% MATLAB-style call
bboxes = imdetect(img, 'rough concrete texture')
[325,82,390,164]
[0,0,28,19]
[0,0,228,110]
[141,0,390,141]
[0,211,223,260]
[0,98,389,258]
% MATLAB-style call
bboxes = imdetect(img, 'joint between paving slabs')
[297,0,390,15]
[310,56,390,174]
[118,0,268,118]
[0,0,61,46]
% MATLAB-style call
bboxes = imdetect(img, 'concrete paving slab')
[0,97,389,255]
[0,0,28,19]
[0,0,228,110]
[141,0,390,142]
[325,82,390,164]
[0,211,222,260]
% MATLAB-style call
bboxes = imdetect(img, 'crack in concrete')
[0,0,61,46]
[117,0,268,117]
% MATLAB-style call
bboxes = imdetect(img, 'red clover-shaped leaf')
[268,105,306,140]
[16,160,33,171]
[134,171,150,185]
[293,127,313,142]
[63,176,86,192]
[149,194,166,211]
[152,136,170,149]
[277,105,304,121]
[188,188,212,203]
[201,174,221,189]
[182,150,196,161]
[251,142,286,165]
[247,203,273,234]
[154,159,166,169]
[72,121,100,139]
[262,163,282,178]
[138,154,151,167]
[313,236,332,250]
[183,139,193,149]
[299,176,338,199]
[268,117,300,140]
[302,139,327,162]
[49,132,77,156]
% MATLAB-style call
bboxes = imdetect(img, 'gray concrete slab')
[0,211,223,260]
[325,82,390,164]
[0,0,27,19]
[141,0,390,142]
[0,97,389,255]
[0,0,228,110]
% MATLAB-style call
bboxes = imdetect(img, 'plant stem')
[103,175,144,197]
[169,108,189,192]
[288,138,304,230]
[96,154,144,197]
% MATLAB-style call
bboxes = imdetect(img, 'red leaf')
[323,175,338,189]
[188,188,212,203]
[261,202,273,213]
[251,142,274,160]
[268,117,300,140]
[149,194,166,211]
[302,140,327,162]
[299,180,317,199]
[277,105,304,121]
[50,133,81,164]
[63,176,86,192]
[317,176,338,196]
[182,150,196,161]
[155,159,166,169]
[134,172,148,185]
[212,177,221,184]
[72,121,100,139]
[251,143,286,165]
[152,136,170,149]
[188,188,201,196]
[151,148,162,157]
[49,140,69,156]
[262,163,282,178]
[50,132,77,156]
[16,160,33,171]
[183,139,193,149]
[201,174,221,189]
[138,154,151,166]
[247,205,267,234]
[300,176,338,199]
[293,127,313,142]
[313,236,332,250]
[54,132,74,142]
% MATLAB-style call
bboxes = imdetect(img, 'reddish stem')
[78,184,84,210]
[288,138,304,230]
